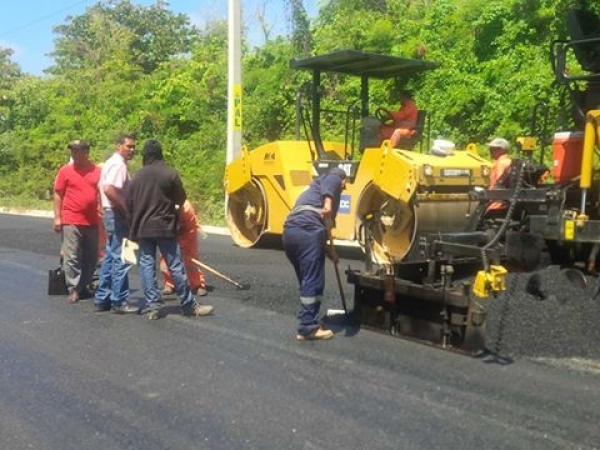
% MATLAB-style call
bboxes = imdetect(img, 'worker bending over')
[282,167,347,341]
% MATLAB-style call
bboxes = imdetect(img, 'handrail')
[552,36,600,83]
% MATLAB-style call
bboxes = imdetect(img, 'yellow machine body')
[224,138,491,263]
[472,265,508,298]
[224,140,345,247]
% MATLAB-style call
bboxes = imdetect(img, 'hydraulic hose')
[480,160,525,271]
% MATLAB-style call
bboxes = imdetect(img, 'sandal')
[67,289,80,303]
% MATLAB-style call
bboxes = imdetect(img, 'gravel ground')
[485,266,600,360]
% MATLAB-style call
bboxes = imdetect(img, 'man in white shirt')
[94,134,138,314]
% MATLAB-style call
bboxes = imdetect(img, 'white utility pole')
[227,0,242,164]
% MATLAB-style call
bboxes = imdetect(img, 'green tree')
[0,47,21,131]
[2,0,598,221]
[287,0,313,56]
[50,0,195,75]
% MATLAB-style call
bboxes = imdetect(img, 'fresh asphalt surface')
[0,213,599,450]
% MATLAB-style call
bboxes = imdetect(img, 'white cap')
[430,139,455,157]
[487,137,510,151]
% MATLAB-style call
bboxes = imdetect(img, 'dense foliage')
[0,0,595,222]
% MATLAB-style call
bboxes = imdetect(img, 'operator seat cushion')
[567,8,600,73]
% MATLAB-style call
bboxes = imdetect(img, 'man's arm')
[391,108,414,126]
[53,191,63,233]
[104,185,127,215]
[320,196,339,262]
[321,196,333,218]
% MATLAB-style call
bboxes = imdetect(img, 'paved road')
[0,213,599,450]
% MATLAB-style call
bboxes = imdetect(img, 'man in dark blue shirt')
[282,167,347,340]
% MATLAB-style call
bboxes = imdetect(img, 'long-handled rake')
[191,258,250,290]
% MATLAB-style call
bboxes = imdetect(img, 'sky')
[0,0,318,76]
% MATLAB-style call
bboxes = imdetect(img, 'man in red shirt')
[53,140,101,303]
[379,91,419,148]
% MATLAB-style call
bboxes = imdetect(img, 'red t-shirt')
[54,163,101,225]
[380,99,419,140]
[390,99,418,126]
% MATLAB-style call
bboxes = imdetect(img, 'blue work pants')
[283,224,326,336]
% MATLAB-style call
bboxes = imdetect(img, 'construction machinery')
[224,50,492,263]
[224,5,600,353]
[347,6,600,353]
[224,50,496,351]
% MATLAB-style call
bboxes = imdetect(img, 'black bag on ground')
[48,262,68,296]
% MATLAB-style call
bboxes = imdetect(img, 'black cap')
[327,167,347,180]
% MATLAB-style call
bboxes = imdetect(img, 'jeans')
[94,209,131,307]
[138,237,195,310]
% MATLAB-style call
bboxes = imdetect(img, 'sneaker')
[181,303,214,317]
[94,303,111,313]
[139,302,165,320]
[193,287,207,297]
[112,303,140,315]
[296,327,334,341]
[139,301,164,313]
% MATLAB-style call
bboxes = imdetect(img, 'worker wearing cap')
[282,167,347,341]
[53,140,101,303]
[486,137,513,214]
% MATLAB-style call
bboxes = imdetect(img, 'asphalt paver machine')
[347,5,600,352]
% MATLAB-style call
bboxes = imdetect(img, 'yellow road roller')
[224,50,492,265]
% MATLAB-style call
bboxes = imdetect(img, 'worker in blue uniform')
[282,167,347,341]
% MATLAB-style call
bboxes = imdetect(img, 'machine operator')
[486,137,512,216]
[379,90,419,148]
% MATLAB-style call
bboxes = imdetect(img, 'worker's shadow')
[322,310,361,337]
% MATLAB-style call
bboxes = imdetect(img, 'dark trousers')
[283,224,326,335]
